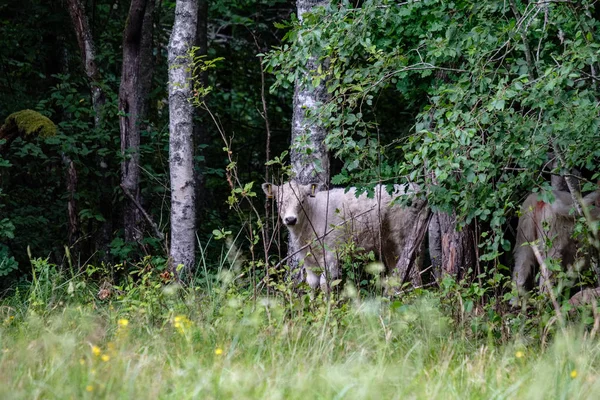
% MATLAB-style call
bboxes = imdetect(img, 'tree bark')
[66,0,112,260]
[119,0,155,243]
[66,0,106,126]
[286,0,331,284]
[428,212,443,281]
[394,201,431,287]
[290,0,330,189]
[63,155,79,248]
[429,211,476,281]
[168,0,198,275]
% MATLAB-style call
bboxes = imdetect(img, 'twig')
[551,140,583,215]
[509,0,538,80]
[120,184,165,240]
[249,28,273,270]
[531,243,565,327]
[394,281,438,296]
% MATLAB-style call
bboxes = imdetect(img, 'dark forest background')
[2,0,600,303]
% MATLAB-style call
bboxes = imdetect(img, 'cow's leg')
[320,253,340,293]
[513,245,534,296]
[305,266,320,290]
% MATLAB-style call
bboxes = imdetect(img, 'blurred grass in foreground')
[1,284,600,399]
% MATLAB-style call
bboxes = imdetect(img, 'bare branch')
[120,184,165,241]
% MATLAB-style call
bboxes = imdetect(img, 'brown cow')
[513,190,600,295]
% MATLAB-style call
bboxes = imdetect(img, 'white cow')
[513,189,600,295]
[263,181,427,292]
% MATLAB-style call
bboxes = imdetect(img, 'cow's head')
[262,181,316,227]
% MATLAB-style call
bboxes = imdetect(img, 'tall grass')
[2,272,600,399]
[1,249,600,399]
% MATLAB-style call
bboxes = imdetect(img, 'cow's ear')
[309,184,317,198]
[262,183,274,198]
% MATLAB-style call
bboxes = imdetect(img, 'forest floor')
[1,258,599,399]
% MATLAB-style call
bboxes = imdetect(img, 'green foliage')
[0,244,18,277]
[266,0,600,263]
[188,49,224,104]
[0,0,298,287]
[1,73,119,270]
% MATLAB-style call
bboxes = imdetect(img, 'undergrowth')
[1,251,600,399]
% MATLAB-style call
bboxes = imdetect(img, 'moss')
[4,110,57,138]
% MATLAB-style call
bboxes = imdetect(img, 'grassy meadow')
[1,258,600,399]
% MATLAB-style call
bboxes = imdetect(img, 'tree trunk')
[428,212,443,281]
[62,155,79,248]
[66,0,112,260]
[168,0,198,275]
[291,0,330,189]
[66,0,106,126]
[119,0,155,243]
[286,0,331,285]
[429,211,476,281]
[393,200,430,287]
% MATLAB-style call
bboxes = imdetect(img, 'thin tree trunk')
[66,0,106,126]
[62,155,79,248]
[287,0,331,284]
[66,0,112,260]
[56,39,79,254]
[119,0,155,243]
[168,0,198,275]
[428,212,443,280]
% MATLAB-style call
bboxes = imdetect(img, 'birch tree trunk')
[168,0,198,275]
[287,0,330,284]
[291,0,330,188]
[119,0,155,243]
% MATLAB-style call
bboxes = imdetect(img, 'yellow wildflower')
[515,351,524,359]
[91,345,101,357]
[86,385,94,392]
[117,318,129,327]
[172,315,192,335]
[215,348,223,356]
[79,358,85,366]
[571,370,578,379]
[101,354,110,362]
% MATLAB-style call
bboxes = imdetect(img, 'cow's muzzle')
[284,216,297,226]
